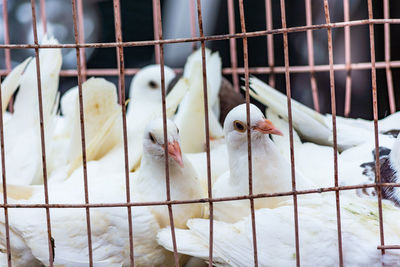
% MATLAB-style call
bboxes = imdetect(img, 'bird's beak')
[253,119,284,136]
[168,141,184,167]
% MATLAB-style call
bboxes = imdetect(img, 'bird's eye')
[177,128,180,134]
[149,133,157,143]
[148,81,158,89]
[233,120,246,132]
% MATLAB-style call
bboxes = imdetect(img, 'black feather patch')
[360,157,399,206]
[382,129,400,138]
[372,146,392,159]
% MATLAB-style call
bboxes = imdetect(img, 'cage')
[0,0,398,266]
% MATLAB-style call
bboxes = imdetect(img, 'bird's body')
[0,119,204,266]
[158,194,400,267]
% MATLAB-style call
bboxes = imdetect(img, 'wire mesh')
[0,0,398,266]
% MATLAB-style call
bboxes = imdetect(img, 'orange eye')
[233,120,246,133]
[148,80,158,89]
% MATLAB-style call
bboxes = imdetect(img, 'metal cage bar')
[30,0,54,265]
[194,1,215,265]
[227,0,240,92]
[323,1,344,265]
[112,0,135,265]
[384,0,396,114]
[343,0,352,117]
[71,0,94,265]
[279,0,301,266]
[154,1,180,265]
[238,1,259,266]
[305,0,320,112]
[265,0,276,89]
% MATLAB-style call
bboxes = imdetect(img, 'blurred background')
[1,0,399,119]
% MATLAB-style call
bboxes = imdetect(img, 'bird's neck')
[390,137,400,182]
[228,135,293,193]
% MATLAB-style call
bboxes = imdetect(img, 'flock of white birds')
[0,35,399,266]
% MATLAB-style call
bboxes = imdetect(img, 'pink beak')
[253,119,284,136]
[168,141,184,167]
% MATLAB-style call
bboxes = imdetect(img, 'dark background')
[4,0,400,119]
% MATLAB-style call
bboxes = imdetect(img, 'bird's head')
[223,103,283,147]
[129,64,176,102]
[143,118,183,167]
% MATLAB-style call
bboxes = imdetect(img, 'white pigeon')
[101,64,187,172]
[1,35,61,185]
[47,77,123,182]
[158,194,400,266]
[0,119,204,266]
[212,104,314,223]
[174,48,224,153]
[247,76,399,151]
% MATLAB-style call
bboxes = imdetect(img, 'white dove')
[100,64,187,173]
[247,76,399,151]
[158,194,400,266]
[212,104,314,223]
[1,35,61,185]
[48,77,123,183]
[0,119,204,266]
[174,48,224,153]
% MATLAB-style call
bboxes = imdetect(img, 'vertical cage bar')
[323,1,344,266]
[112,1,135,266]
[238,1,258,266]
[0,79,11,266]
[383,0,396,114]
[77,0,87,81]
[2,0,12,112]
[39,0,47,33]
[343,0,352,117]
[190,0,197,51]
[71,0,94,265]
[305,0,320,112]
[2,0,11,72]
[154,1,180,266]
[152,0,160,64]
[279,0,301,266]
[265,0,275,88]
[367,0,386,255]
[30,0,54,265]
[227,0,239,92]
[195,1,214,265]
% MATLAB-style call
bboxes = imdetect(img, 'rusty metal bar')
[190,0,197,51]
[30,0,54,265]
[265,0,275,88]
[71,0,94,265]
[384,0,396,114]
[2,0,12,112]
[152,0,160,64]
[0,182,399,209]
[280,0,301,266]
[378,245,400,250]
[305,0,320,112]
[39,0,47,33]
[195,1,214,265]
[77,0,87,81]
[367,0,386,255]
[238,1,259,266]
[0,80,11,266]
[112,0,135,266]
[343,0,352,117]
[323,1,343,265]
[154,0,180,265]
[227,0,240,92]
[196,1,214,265]
[0,18,398,50]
